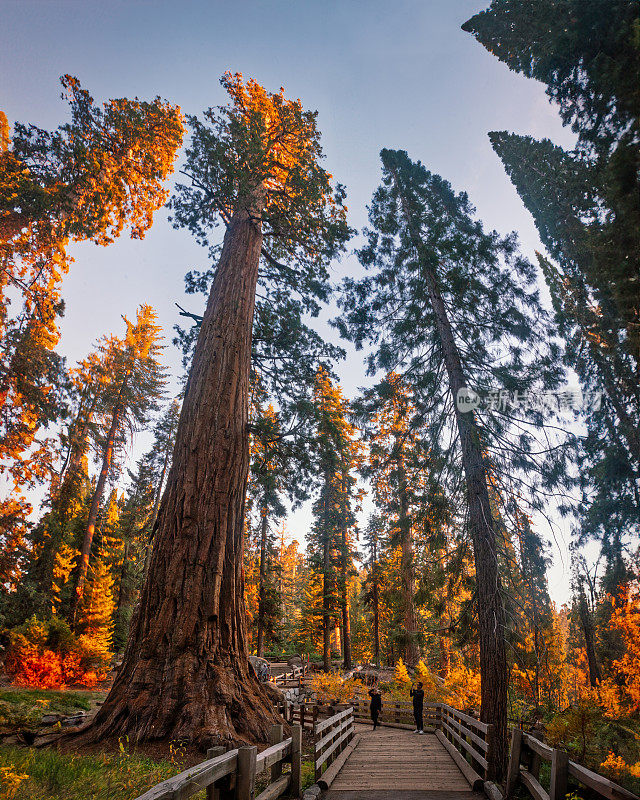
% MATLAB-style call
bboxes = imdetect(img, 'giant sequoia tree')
[88,74,349,745]
[338,149,567,778]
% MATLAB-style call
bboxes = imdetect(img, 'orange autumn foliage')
[606,581,640,714]
[0,81,184,567]
[4,616,108,689]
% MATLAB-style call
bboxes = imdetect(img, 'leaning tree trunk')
[397,449,420,666]
[422,266,508,781]
[85,192,279,747]
[70,393,123,626]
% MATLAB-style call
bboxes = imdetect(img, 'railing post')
[505,728,523,799]
[484,724,495,782]
[291,724,302,798]
[269,724,283,784]
[529,731,542,779]
[205,747,225,800]
[550,748,569,800]
[236,746,256,800]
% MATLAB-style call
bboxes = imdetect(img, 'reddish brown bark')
[85,192,279,746]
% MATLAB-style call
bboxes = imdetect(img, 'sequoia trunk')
[85,193,279,746]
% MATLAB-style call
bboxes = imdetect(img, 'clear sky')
[1,0,580,603]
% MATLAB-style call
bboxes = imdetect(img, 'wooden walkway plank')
[326,724,478,796]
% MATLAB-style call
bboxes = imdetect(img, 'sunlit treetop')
[2,75,185,246]
[171,72,352,303]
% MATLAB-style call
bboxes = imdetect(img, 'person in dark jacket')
[410,681,424,733]
[368,685,382,730]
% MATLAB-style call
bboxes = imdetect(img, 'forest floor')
[0,686,107,729]
[0,685,318,800]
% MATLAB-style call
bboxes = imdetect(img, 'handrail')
[270,661,308,686]
[506,728,639,800]
[313,706,355,782]
[134,724,302,800]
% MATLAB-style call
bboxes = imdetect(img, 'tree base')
[77,658,282,750]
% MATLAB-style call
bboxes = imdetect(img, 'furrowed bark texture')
[86,197,279,746]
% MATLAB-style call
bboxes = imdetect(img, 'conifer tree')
[356,373,432,665]
[89,74,350,745]
[247,387,317,656]
[363,514,384,666]
[310,368,361,670]
[70,305,166,623]
[0,79,183,552]
[110,452,157,651]
[338,150,566,778]
[462,2,639,552]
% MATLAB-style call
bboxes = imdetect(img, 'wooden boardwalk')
[324,724,483,800]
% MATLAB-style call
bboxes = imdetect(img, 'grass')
[0,744,180,800]
[0,688,107,729]
[0,745,318,800]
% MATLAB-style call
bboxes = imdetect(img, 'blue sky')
[1,0,580,602]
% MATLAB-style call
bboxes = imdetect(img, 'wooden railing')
[313,706,355,783]
[271,662,307,687]
[506,729,639,800]
[134,723,302,800]
[438,703,493,790]
[284,701,338,729]
[349,697,440,729]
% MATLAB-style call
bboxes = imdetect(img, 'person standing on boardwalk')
[410,681,424,733]
[368,685,382,730]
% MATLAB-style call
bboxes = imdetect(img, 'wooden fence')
[134,723,302,800]
[284,701,337,729]
[505,729,639,800]
[313,706,355,783]
[270,662,307,687]
[438,703,493,790]
[349,697,440,730]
